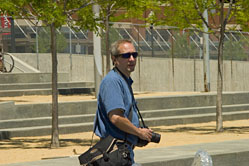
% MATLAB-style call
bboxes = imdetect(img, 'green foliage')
[159,0,249,32]
[173,31,199,58]
[0,0,26,17]
[95,0,160,23]
[1,0,158,34]
[223,38,248,60]
[232,0,249,31]
[101,27,122,54]
[33,27,67,53]
[159,0,205,30]
[0,0,99,31]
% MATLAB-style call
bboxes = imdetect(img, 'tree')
[98,0,160,74]
[0,0,99,148]
[158,0,249,132]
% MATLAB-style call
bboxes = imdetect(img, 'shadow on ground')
[1,126,249,150]
[152,126,249,135]
[0,138,99,150]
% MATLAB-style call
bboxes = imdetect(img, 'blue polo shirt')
[94,69,139,145]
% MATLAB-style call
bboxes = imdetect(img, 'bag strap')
[90,105,133,147]
[113,67,146,128]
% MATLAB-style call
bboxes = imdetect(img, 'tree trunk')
[216,34,224,132]
[50,23,60,147]
[216,1,225,132]
[105,6,111,75]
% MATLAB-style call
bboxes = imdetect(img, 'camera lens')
[151,132,161,143]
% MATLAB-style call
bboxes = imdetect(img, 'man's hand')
[137,127,153,142]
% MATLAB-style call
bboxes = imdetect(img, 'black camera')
[136,131,161,147]
[151,132,161,143]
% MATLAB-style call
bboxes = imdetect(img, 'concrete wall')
[134,58,249,92]
[12,53,249,92]
[12,53,94,82]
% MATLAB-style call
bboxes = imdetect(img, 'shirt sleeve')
[100,77,126,115]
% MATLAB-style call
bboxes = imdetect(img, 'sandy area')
[1,120,249,165]
[1,92,249,165]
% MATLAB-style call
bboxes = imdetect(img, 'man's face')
[113,42,137,77]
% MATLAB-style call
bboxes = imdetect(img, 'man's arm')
[108,109,152,142]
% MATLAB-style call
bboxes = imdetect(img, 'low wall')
[2,91,249,120]
[12,53,249,92]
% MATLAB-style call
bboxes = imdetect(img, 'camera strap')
[90,68,133,147]
[113,67,147,128]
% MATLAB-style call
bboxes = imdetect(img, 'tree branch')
[66,0,95,16]
[106,2,117,18]
[194,0,210,29]
[224,0,233,26]
[181,9,214,35]
[27,3,46,26]
[209,1,219,29]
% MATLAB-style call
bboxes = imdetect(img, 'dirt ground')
[1,92,249,165]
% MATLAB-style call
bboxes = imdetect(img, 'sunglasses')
[118,52,138,59]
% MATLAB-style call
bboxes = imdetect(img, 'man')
[94,39,152,164]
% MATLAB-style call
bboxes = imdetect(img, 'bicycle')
[0,52,15,73]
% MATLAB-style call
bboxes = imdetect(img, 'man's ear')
[111,56,116,65]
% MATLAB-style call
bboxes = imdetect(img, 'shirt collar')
[113,67,133,86]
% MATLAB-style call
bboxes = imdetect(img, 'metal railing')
[1,20,248,61]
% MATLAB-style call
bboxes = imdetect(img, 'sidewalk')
[2,139,249,166]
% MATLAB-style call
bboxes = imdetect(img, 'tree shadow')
[151,126,249,135]
[0,99,31,103]
[0,137,99,150]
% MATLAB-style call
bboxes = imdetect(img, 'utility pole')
[69,27,72,80]
[36,26,39,70]
[10,17,16,53]
[149,11,155,57]
[203,8,210,92]
[93,4,102,97]
[150,23,154,57]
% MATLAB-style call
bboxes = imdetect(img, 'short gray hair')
[110,39,132,57]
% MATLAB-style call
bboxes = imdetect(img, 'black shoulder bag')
[78,107,133,166]
[78,134,132,166]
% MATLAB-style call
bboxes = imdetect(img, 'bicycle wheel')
[1,53,15,73]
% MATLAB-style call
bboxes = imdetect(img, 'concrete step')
[1,92,249,139]
[1,110,249,138]
[2,104,249,129]
[136,92,249,110]
[0,73,69,84]
[144,110,249,127]
[0,87,94,97]
[0,100,97,120]
[0,82,94,90]
[0,122,94,138]
[3,92,249,120]
[141,104,249,118]
[0,101,15,113]
[0,114,95,129]
[0,89,52,97]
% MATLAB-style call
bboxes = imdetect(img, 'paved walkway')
[2,139,249,166]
